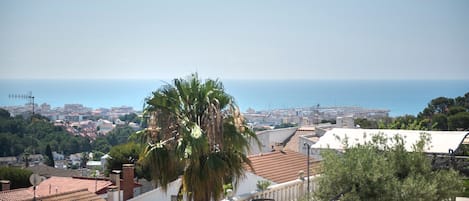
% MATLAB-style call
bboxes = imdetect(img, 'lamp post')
[303,142,311,201]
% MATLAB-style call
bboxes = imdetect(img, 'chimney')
[111,170,121,201]
[122,164,134,200]
[1,180,10,191]
[107,186,119,201]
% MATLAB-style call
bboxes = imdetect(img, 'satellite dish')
[29,174,42,186]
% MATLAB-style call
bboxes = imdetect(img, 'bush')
[314,134,464,201]
[0,167,33,190]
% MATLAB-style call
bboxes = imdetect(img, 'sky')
[0,0,468,80]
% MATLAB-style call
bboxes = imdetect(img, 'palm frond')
[141,74,261,201]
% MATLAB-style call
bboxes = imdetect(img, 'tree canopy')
[105,142,151,181]
[0,109,92,156]
[0,167,33,190]
[139,74,258,201]
[314,134,463,201]
[356,92,469,131]
[44,144,55,167]
[0,107,142,162]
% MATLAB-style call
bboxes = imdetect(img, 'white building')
[101,154,111,171]
[97,119,114,135]
[310,128,469,159]
[52,151,64,161]
[69,153,82,166]
[336,116,354,128]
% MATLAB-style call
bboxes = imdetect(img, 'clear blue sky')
[1,0,468,80]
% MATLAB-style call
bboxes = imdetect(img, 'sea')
[0,79,468,117]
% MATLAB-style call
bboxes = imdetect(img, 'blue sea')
[0,79,468,117]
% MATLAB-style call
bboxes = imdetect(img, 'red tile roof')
[0,188,33,201]
[0,177,112,201]
[39,188,105,201]
[34,176,113,197]
[247,150,320,184]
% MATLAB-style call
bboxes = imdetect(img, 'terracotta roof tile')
[247,150,320,184]
[0,175,146,201]
[0,188,33,201]
[39,188,105,201]
[34,176,112,197]
[0,177,112,201]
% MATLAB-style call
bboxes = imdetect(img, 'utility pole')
[303,142,311,201]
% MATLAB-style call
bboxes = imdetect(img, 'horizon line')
[1,77,469,81]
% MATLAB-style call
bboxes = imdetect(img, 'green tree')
[0,111,93,156]
[106,125,135,146]
[105,142,149,180]
[314,134,463,201]
[454,92,469,109]
[430,97,455,114]
[448,112,469,131]
[91,137,111,153]
[0,108,11,119]
[274,122,297,129]
[81,152,89,168]
[140,74,258,201]
[44,144,55,167]
[354,118,378,129]
[119,113,141,124]
[0,167,33,190]
[431,113,448,130]
[448,106,467,116]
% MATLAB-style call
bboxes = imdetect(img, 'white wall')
[233,172,276,198]
[130,172,277,201]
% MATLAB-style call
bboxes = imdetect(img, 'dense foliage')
[105,142,151,180]
[355,92,469,131]
[0,167,33,190]
[0,108,140,158]
[0,109,92,156]
[91,125,136,154]
[119,113,141,124]
[140,74,258,201]
[274,122,298,129]
[44,144,55,167]
[314,135,463,201]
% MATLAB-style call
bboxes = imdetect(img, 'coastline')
[1,79,468,117]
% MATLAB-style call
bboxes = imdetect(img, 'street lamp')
[303,142,311,200]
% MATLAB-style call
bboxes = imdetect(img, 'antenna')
[9,91,35,115]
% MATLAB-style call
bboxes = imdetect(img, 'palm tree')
[140,74,258,201]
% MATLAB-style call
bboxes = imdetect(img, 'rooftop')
[284,127,315,152]
[0,176,113,201]
[35,188,105,201]
[26,164,81,178]
[246,150,320,184]
[312,128,469,154]
[0,188,33,201]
